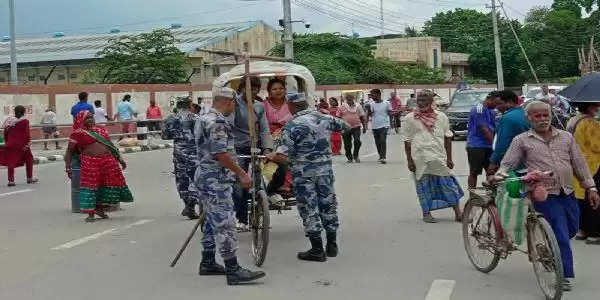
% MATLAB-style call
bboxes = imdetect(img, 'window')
[192,67,202,74]
[28,75,36,81]
[433,49,439,69]
[0,77,6,83]
[70,73,77,79]
[39,76,46,81]
[58,74,66,80]
[212,65,220,77]
[243,42,249,52]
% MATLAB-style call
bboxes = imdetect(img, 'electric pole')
[282,0,293,60]
[380,0,384,40]
[9,0,18,85]
[491,0,504,89]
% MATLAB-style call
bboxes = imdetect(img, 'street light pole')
[282,0,293,60]
[9,0,18,85]
[380,0,384,40]
[491,0,504,90]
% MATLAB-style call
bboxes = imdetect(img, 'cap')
[287,92,307,103]
[212,86,236,99]
[176,96,192,104]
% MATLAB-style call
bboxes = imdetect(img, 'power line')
[499,1,538,82]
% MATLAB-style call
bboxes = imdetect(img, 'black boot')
[182,205,199,220]
[224,257,266,285]
[326,232,338,257]
[199,251,226,275]
[297,236,327,262]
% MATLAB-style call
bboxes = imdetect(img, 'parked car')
[446,88,496,139]
[523,85,566,102]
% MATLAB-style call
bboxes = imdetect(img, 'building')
[0,21,281,85]
[372,37,471,82]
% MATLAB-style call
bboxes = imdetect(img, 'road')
[1,133,598,300]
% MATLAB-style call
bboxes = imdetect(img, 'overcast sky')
[0,0,553,40]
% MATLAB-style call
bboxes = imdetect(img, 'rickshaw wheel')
[251,190,270,267]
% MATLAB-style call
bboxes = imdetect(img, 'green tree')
[87,29,187,84]
[269,33,445,85]
[422,9,527,85]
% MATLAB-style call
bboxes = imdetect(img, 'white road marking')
[361,152,378,158]
[0,189,34,197]
[51,219,154,250]
[368,184,385,188]
[425,280,455,300]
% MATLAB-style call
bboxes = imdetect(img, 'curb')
[33,142,174,165]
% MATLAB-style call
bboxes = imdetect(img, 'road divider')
[34,143,173,165]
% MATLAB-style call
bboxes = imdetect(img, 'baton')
[170,212,205,267]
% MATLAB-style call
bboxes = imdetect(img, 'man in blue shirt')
[466,91,499,188]
[114,94,137,140]
[488,90,530,174]
[70,92,95,121]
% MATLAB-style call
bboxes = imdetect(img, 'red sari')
[0,118,34,183]
[70,111,133,213]
[328,107,342,155]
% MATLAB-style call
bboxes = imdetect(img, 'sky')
[0,0,554,40]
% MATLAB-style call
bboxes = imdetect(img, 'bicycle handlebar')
[489,171,554,185]
[238,155,267,159]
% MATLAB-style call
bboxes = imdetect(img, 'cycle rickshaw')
[213,60,317,266]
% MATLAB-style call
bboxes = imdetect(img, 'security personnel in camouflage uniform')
[194,87,265,285]
[162,97,199,220]
[267,93,349,262]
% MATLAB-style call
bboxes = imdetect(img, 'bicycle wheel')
[462,199,502,273]
[528,216,563,300]
[250,190,270,267]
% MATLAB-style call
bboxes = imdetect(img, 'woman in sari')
[567,102,600,244]
[0,105,37,186]
[65,111,133,222]
[328,98,343,155]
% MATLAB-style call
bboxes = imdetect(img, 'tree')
[404,26,419,37]
[87,29,188,84]
[269,33,445,85]
[552,0,583,17]
[422,9,527,86]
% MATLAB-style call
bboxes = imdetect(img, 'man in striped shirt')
[497,101,600,291]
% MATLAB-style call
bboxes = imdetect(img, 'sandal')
[423,214,437,223]
[96,211,109,219]
[585,238,600,245]
[7,182,15,187]
[562,279,573,292]
[27,178,39,184]
[575,234,587,241]
[85,216,96,223]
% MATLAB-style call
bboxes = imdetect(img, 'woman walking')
[0,105,37,186]
[328,98,343,156]
[567,102,600,244]
[64,111,133,222]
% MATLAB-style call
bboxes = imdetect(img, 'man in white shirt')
[367,89,392,164]
[94,100,110,124]
[41,107,61,150]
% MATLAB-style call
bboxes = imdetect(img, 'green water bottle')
[505,171,522,198]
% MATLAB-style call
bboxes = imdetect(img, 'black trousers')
[267,162,288,196]
[372,127,388,159]
[233,147,251,224]
[343,127,362,161]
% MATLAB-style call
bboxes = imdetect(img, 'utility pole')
[9,0,18,85]
[380,0,384,40]
[282,0,293,60]
[491,0,504,89]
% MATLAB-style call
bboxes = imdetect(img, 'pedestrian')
[162,98,200,220]
[337,94,367,163]
[146,99,163,132]
[70,92,95,121]
[263,78,294,206]
[466,92,499,189]
[318,98,329,114]
[0,105,38,187]
[328,97,343,156]
[566,101,600,245]
[389,92,402,134]
[267,93,349,262]
[64,111,133,222]
[488,90,530,174]
[229,76,274,232]
[403,91,463,223]
[93,100,110,124]
[496,100,600,291]
[194,87,266,285]
[367,89,392,164]
[197,97,209,114]
[114,94,137,140]
[41,106,61,150]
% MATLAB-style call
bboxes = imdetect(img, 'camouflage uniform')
[162,110,199,210]
[193,108,238,259]
[277,110,349,237]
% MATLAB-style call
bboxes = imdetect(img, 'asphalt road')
[1,133,598,300]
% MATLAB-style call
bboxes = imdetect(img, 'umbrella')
[559,72,600,103]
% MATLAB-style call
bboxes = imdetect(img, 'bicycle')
[462,171,564,300]
[238,154,270,267]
